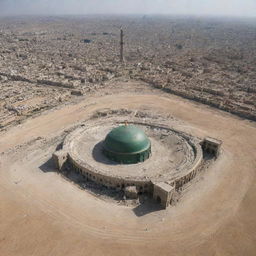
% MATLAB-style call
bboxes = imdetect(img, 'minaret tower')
[120,28,124,63]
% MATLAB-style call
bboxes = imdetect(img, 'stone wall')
[172,142,203,189]
[67,155,152,193]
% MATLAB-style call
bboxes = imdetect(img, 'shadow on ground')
[39,157,56,173]
[39,158,163,217]
[133,197,163,217]
[39,143,63,173]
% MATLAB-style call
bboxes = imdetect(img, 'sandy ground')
[0,83,256,256]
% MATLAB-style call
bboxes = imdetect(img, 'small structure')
[103,125,151,164]
[71,90,83,96]
[52,150,68,171]
[82,39,92,43]
[202,137,222,157]
[124,186,138,199]
[153,182,174,209]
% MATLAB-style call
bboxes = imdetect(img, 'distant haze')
[0,0,255,17]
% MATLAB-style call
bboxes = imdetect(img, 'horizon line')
[0,13,256,19]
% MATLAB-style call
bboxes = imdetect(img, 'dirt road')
[1,87,256,256]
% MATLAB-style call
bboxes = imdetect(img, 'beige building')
[202,137,222,157]
[153,182,175,208]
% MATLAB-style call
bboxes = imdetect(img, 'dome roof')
[103,125,151,154]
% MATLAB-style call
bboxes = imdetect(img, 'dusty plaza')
[0,14,256,256]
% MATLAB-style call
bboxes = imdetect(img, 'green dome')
[103,125,151,164]
[104,125,150,154]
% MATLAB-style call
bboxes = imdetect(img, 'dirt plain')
[0,15,256,256]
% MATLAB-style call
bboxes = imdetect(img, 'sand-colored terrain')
[0,81,256,256]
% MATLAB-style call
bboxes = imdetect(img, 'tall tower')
[120,28,124,63]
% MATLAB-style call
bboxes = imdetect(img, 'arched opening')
[156,196,161,204]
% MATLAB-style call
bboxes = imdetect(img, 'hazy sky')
[0,0,255,17]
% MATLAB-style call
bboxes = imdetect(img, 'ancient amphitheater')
[53,111,208,208]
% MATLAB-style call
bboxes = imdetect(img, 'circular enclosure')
[63,117,203,193]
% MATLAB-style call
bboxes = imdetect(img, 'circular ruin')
[56,113,203,205]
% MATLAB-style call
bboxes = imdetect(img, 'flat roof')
[205,137,222,145]
[154,182,174,192]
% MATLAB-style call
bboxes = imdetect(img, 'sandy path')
[0,90,256,256]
